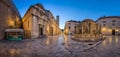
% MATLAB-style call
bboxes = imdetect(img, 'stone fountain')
[73,19,105,42]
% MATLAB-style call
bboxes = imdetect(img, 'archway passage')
[39,24,44,37]
[40,28,43,36]
[112,29,115,35]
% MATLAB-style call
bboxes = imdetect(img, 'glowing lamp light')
[102,28,106,31]
[108,29,112,32]
[47,26,49,32]
[116,29,119,32]
[9,20,14,27]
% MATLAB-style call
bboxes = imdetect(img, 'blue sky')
[13,0,120,29]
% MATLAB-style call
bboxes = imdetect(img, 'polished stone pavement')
[0,34,120,57]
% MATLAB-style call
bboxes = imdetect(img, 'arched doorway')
[39,28,43,36]
[39,24,44,37]
[112,29,115,35]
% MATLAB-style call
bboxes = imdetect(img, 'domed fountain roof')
[82,19,95,23]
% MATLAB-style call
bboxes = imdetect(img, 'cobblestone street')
[0,34,120,57]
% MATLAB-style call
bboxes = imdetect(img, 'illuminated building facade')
[22,3,61,38]
[96,16,120,35]
[75,19,101,38]
[46,10,61,36]
[64,20,80,35]
[0,0,22,39]
[64,19,101,41]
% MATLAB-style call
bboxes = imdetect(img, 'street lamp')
[102,27,106,32]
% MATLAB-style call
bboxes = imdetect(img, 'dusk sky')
[13,0,120,29]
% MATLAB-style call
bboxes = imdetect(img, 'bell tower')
[56,15,59,26]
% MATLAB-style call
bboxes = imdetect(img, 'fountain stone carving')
[73,19,104,42]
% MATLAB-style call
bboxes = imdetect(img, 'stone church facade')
[22,4,61,38]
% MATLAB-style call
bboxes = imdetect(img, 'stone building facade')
[64,20,80,35]
[22,3,61,38]
[75,19,101,38]
[0,0,21,39]
[46,10,61,36]
[96,16,120,35]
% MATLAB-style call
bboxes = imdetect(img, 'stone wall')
[75,19,101,37]
[64,20,80,35]
[97,16,120,35]
[0,0,21,39]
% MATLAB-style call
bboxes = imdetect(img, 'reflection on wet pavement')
[8,49,20,57]
[0,34,120,57]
